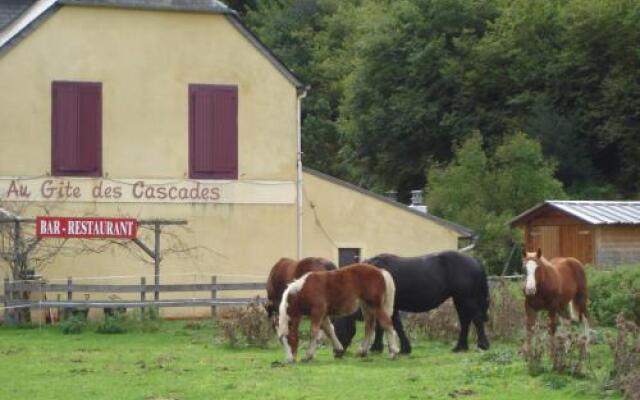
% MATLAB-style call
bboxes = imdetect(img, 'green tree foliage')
[244,0,360,177]
[243,0,640,200]
[427,132,565,272]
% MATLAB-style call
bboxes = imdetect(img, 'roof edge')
[0,1,306,90]
[303,167,475,238]
[225,15,304,89]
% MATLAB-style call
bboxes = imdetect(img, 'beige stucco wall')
[0,6,298,180]
[301,171,460,261]
[0,6,299,318]
[0,6,465,321]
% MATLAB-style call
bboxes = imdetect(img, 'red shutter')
[51,81,102,176]
[189,84,238,179]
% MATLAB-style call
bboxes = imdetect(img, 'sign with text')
[36,216,138,239]
[0,177,295,204]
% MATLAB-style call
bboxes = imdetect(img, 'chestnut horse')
[522,249,588,335]
[265,257,336,327]
[277,263,400,363]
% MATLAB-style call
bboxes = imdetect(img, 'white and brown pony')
[522,249,588,335]
[265,257,336,328]
[277,263,400,363]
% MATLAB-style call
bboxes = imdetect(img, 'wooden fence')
[2,277,266,317]
[2,275,523,317]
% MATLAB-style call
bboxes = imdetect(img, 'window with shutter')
[51,81,102,177]
[189,84,238,180]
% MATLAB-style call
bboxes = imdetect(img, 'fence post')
[3,278,9,323]
[64,277,72,320]
[211,275,217,318]
[140,276,147,320]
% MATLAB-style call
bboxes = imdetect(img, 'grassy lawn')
[0,320,621,400]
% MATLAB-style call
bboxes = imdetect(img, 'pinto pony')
[265,257,336,328]
[277,263,400,363]
[522,249,588,335]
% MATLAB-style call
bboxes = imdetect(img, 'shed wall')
[595,226,640,265]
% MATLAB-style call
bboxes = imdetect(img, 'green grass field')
[0,321,621,400]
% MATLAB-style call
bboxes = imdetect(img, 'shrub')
[487,278,524,340]
[404,300,459,343]
[96,313,127,334]
[522,322,589,377]
[589,267,640,326]
[129,307,161,333]
[216,299,272,348]
[609,314,640,400]
[59,315,87,335]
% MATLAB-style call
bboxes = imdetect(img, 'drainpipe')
[296,87,308,259]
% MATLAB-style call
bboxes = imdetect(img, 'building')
[0,0,472,317]
[510,201,640,266]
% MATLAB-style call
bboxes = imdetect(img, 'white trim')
[0,0,57,50]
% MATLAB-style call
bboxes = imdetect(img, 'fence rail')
[2,277,267,313]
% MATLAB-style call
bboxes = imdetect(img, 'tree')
[340,0,500,199]
[426,132,565,273]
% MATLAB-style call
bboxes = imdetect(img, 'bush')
[59,315,87,335]
[589,267,640,326]
[522,323,589,377]
[404,300,459,343]
[487,278,524,340]
[216,299,272,348]
[96,313,127,334]
[609,314,640,400]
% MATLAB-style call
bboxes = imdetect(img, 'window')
[51,81,102,177]
[189,84,238,179]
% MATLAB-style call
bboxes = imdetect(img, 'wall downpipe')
[296,87,308,259]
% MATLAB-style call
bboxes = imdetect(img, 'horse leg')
[473,317,490,351]
[320,317,345,358]
[452,298,472,352]
[282,315,301,363]
[373,307,399,358]
[302,316,323,362]
[392,311,412,354]
[357,308,376,357]
[370,325,384,353]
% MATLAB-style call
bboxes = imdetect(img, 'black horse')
[333,251,490,354]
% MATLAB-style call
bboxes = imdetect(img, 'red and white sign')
[36,216,138,239]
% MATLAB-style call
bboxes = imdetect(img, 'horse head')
[522,248,543,296]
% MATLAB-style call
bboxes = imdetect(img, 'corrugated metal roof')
[511,200,640,226]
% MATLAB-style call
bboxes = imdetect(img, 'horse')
[333,251,490,354]
[265,257,337,328]
[522,249,588,335]
[277,263,400,363]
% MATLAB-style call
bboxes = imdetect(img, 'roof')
[303,167,475,238]
[0,0,37,31]
[0,0,304,89]
[510,200,640,226]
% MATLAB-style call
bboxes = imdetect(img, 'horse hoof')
[400,347,412,354]
[478,342,490,351]
[356,351,368,358]
[333,349,345,359]
[452,346,468,353]
[370,346,383,353]
[389,352,399,360]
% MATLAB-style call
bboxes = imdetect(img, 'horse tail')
[478,265,490,322]
[276,272,311,338]
[381,270,396,318]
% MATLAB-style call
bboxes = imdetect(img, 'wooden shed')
[510,201,640,266]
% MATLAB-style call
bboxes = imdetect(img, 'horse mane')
[539,256,554,269]
[276,272,311,337]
